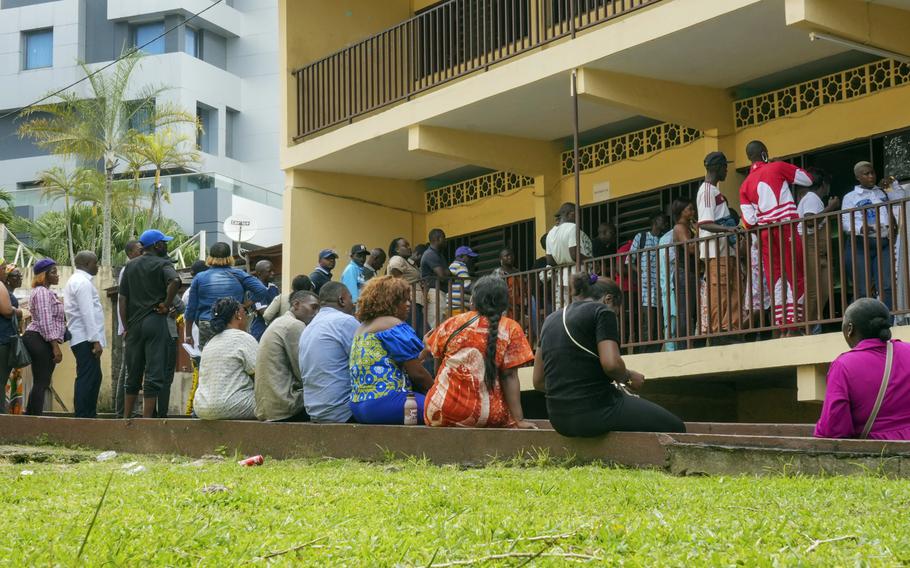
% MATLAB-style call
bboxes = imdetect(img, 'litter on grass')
[201,484,230,495]
[95,451,117,462]
[125,465,147,475]
[121,461,139,469]
[20,470,34,476]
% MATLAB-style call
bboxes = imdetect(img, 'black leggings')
[549,395,685,437]
[23,331,56,416]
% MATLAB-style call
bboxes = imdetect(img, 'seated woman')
[349,276,434,424]
[424,275,537,428]
[815,298,910,440]
[193,297,258,420]
[533,272,685,437]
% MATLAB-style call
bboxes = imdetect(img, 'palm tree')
[37,166,102,265]
[130,128,200,225]
[121,148,151,238]
[18,51,197,266]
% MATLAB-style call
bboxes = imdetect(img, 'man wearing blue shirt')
[184,242,269,350]
[299,282,359,423]
[249,260,280,341]
[341,244,368,304]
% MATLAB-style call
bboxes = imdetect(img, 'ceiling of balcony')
[292,0,889,181]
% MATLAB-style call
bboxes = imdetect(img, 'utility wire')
[0,0,224,121]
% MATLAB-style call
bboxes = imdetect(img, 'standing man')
[362,248,387,282]
[299,282,359,423]
[697,152,742,337]
[256,290,320,422]
[448,245,478,315]
[249,260,279,341]
[119,229,181,419]
[63,251,105,418]
[309,249,338,293]
[341,244,369,305]
[546,202,593,308]
[421,229,452,329]
[842,161,897,309]
[739,140,813,332]
[115,239,142,417]
[627,213,669,352]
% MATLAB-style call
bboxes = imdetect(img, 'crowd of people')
[3,137,910,441]
[546,140,910,351]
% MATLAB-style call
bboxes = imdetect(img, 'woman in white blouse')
[193,297,258,420]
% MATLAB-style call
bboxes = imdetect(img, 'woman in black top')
[532,272,685,437]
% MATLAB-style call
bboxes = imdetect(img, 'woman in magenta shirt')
[815,298,910,440]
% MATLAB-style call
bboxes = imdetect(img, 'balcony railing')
[411,196,910,351]
[292,0,662,140]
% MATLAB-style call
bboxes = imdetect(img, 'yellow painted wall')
[421,185,537,242]
[411,0,438,12]
[282,170,425,290]
[733,83,910,167]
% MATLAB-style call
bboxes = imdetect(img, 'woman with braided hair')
[424,275,537,428]
[193,297,258,420]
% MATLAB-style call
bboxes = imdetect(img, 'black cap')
[350,244,368,256]
[704,151,729,168]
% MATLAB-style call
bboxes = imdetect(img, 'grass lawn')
[1,446,909,566]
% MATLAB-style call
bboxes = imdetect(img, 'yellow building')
[278,0,910,422]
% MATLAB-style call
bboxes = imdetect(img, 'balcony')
[292,0,661,140]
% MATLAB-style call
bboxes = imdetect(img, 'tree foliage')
[17,51,198,266]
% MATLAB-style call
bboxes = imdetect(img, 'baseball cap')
[139,229,174,247]
[704,151,730,168]
[455,245,478,257]
[350,244,368,256]
[319,248,339,260]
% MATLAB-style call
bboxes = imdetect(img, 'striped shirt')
[448,260,472,311]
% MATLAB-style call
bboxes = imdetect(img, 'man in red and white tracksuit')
[739,141,814,329]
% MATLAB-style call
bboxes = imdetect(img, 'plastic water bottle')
[403,393,418,425]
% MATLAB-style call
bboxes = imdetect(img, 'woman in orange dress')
[424,275,537,428]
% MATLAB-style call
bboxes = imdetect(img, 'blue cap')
[319,248,338,260]
[33,258,57,275]
[139,229,174,247]
[455,245,478,257]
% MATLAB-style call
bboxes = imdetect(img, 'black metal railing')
[292,0,662,139]
[410,196,910,352]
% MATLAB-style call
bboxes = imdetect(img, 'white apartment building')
[0,0,283,247]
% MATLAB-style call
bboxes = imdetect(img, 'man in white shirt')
[696,152,741,336]
[841,161,895,308]
[545,202,592,308]
[797,167,839,330]
[64,251,106,418]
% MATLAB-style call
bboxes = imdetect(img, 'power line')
[0,0,224,121]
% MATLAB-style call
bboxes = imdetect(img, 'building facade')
[279,0,910,422]
[0,0,283,247]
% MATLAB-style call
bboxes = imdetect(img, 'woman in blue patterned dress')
[349,276,434,424]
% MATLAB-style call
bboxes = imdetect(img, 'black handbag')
[7,313,31,369]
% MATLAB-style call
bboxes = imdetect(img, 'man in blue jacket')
[185,242,268,350]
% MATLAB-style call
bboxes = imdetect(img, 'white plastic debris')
[95,451,118,462]
[201,483,230,495]
[121,461,139,469]
[125,465,147,475]
[20,470,34,476]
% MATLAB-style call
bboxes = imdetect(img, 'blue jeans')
[350,391,426,425]
[846,235,893,309]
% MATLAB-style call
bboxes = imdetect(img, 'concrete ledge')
[4,416,910,476]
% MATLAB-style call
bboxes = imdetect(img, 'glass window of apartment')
[197,104,216,154]
[23,28,53,70]
[133,21,165,55]
[185,27,202,59]
[126,99,155,134]
[225,108,238,159]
